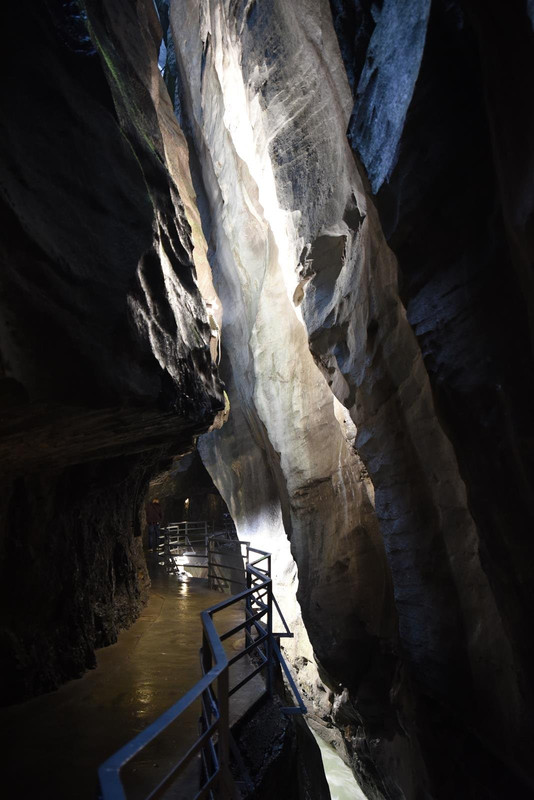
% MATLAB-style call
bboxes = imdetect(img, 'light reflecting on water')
[133,684,155,721]
[310,728,368,800]
[176,579,190,596]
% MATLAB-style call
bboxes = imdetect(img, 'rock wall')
[168,7,406,794]
[232,693,331,800]
[0,0,223,703]
[167,1,534,798]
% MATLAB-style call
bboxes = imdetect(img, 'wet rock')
[331,0,534,795]
[231,695,331,800]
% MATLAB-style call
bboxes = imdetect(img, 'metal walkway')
[99,532,306,799]
[0,565,248,799]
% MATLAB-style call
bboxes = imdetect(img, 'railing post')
[245,564,252,648]
[217,667,232,798]
[200,631,213,786]
[208,537,212,590]
[266,579,273,697]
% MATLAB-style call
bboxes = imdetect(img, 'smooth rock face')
[232,693,331,800]
[168,0,534,797]
[171,4,403,775]
[169,1,406,795]
[0,0,223,702]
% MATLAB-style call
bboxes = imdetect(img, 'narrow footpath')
[0,557,262,800]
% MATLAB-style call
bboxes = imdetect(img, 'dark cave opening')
[145,450,233,544]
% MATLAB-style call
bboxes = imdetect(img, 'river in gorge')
[311,729,369,800]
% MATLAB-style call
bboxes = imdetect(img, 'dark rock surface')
[232,695,331,800]
[0,0,223,703]
[330,0,534,795]
[147,449,231,529]
[0,454,153,705]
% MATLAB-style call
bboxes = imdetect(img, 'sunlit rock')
[170,1,403,794]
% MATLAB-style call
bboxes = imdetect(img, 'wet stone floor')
[0,555,264,799]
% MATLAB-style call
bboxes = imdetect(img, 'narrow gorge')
[0,1,533,798]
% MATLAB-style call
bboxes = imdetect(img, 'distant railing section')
[156,523,247,591]
[99,541,306,800]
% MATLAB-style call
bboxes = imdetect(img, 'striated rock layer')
[0,0,223,703]
[168,1,534,798]
[168,5,402,793]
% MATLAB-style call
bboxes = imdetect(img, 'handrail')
[99,539,306,799]
[156,525,251,591]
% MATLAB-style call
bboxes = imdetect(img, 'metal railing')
[164,520,211,552]
[99,543,306,799]
[156,526,248,592]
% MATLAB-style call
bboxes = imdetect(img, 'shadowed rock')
[0,0,223,703]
